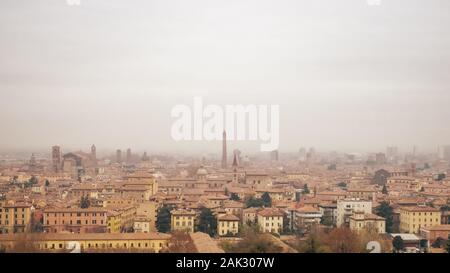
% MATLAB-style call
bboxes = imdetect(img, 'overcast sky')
[1,0,450,155]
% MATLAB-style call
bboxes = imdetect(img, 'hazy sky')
[1,0,450,154]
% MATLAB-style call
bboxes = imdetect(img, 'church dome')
[196,166,208,176]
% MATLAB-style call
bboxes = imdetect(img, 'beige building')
[0,233,170,253]
[243,207,259,225]
[171,209,196,233]
[257,208,284,234]
[399,206,441,234]
[217,214,240,236]
[119,173,158,201]
[134,216,152,233]
[0,203,32,234]
[136,202,158,232]
[349,211,386,234]
[43,207,107,233]
[336,198,372,227]
[245,173,272,187]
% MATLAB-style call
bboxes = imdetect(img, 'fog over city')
[1,0,450,154]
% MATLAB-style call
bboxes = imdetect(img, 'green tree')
[261,192,272,207]
[375,202,394,233]
[29,176,38,185]
[392,236,404,253]
[230,193,240,201]
[282,213,290,234]
[295,191,301,201]
[436,173,446,181]
[156,205,172,233]
[303,184,310,194]
[245,197,265,208]
[431,237,445,248]
[381,185,388,194]
[320,216,334,227]
[446,235,450,253]
[197,207,217,237]
[80,196,90,209]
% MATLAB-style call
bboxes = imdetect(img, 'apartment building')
[336,198,372,227]
[217,214,239,236]
[171,209,196,233]
[0,203,32,234]
[43,207,107,233]
[399,206,441,234]
[0,233,170,253]
[349,211,386,234]
[257,208,284,234]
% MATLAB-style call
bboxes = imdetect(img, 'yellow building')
[107,211,121,233]
[349,211,385,234]
[217,214,239,236]
[0,233,170,253]
[171,209,196,233]
[257,208,284,234]
[399,206,441,234]
[0,203,32,234]
[136,202,159,232]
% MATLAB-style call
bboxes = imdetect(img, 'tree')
[320,216,334,227]
[436,173,446,181]
[323,228,360,253]
[375,201,394,233]
[446,235,450,253]
[230,193,240,201]
[29,176,38,185]
[245,197,265,208]
[197,207,217,237]
[337,182,347,188]
[261,192,272,207]
[163,231,197,253]
[45,180,50,187]
[80,196,90,209]
[381,185,388,195]
[303,184,310,194]
[223,225,282,253]
[156,205,172,233]
[282,213,291,234]
[29,212,43,233]
[23,176,39,188]
[296,231,330,253]
[295,191,301,201]
[419,239,428,253]
[431,237,446,248]
[392,236,404,253]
